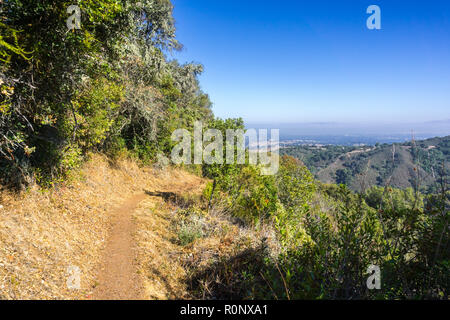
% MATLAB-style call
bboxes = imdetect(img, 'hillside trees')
[0,0,212,186]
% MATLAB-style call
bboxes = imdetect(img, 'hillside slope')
[0,154,268,299]
[281,135,450,192]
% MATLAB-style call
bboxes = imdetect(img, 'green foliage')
[335,168,352,186]
[0,0,212,186]
[281,145,355,174]
[177,218,205,246]
[71,77,124,149]
[200,118,282,224]
[203,155,448,299]
[365,186,422,210]
[201,118,244,178]
[198,130,448,299]
[1,0,448,300]
[207,162,279,224]
[281,137,450,193]
[274,156,315,247]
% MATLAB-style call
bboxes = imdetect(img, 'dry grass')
[0,153,205,299]
[131,171,214,299]
[0,153,277,300]
[133,191,279,299]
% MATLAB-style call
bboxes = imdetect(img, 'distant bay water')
[245,120,450,146]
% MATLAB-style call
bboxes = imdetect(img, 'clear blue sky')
[171,0,450,125]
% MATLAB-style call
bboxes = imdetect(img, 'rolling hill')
[280,135,450,192]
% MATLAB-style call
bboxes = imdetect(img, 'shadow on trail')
[144,190,178,202]
[144,189,199,209]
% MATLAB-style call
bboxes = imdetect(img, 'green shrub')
[177,215,205,246]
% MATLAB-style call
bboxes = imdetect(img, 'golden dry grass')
[0,153,275,300]
[133,195,278,299]
[0,153,205,299]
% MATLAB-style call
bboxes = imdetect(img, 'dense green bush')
[0,0,213,186]
[202,153,448,299]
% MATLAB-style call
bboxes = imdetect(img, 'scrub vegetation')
[0,1,448,300]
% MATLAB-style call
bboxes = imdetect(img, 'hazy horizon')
[245,119,449,144]
[247,119,449,131]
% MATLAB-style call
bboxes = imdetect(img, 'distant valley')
[280,135,450,193]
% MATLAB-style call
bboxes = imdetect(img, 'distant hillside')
[280,136,450,193]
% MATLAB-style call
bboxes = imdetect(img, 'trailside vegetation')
[0,0,448,299]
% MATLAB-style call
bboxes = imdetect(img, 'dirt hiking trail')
[91,168,207,300]
[0,155,268,300]
[0,155,229,300]
[93,193,147,300]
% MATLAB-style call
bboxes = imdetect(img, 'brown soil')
[92,193,147,300]
[91,172,208,300]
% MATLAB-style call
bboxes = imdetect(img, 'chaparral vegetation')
[0,0,448,300]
